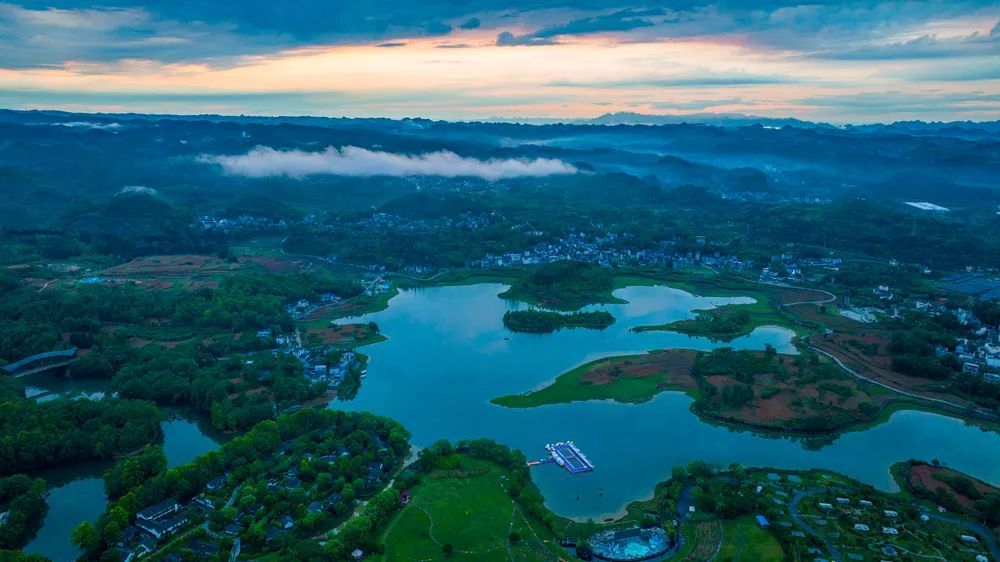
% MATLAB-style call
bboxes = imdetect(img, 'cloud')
[53,120,123,129]
[495,31,557,47]
[0,2,288,68]
[495,8,660,47]
[200,146,577,181]
[808,29,1000,60]
[547,71,794,89]
[2,0,997,69]
[424,21,452,35]
[800,90,1000,115]
[118,185,158,196]
[532,8,661,38]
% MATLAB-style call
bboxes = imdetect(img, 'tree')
[71,521,99,551]
[104,446,167,499]
[442,543,454,557]
[976,494,1000,526]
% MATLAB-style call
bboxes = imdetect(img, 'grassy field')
[717,516,785,561]
[676,520,723,561]
[375,458,566,562]
[492,350,698,408]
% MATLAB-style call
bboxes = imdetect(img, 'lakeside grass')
[491,353,692,408]
[717,515,786,561]
[632,300,796,339]
[374,457,566,562]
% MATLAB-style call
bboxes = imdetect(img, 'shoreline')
[493,349,1000,439]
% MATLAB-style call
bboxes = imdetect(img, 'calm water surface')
[23,282,1000,560]
[22,406,222,561]
[338,283,1000,520]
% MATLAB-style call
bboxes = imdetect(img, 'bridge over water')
[1,348,78,378]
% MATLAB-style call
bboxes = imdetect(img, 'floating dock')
[543,441,594,474]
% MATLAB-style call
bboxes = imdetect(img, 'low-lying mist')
[200,145,577,181]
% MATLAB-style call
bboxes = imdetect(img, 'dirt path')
[709,520,724,561]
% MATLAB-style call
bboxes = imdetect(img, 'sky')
[0,0,998,122]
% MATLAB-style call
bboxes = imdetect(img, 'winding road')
[788,488,846,562]
[810,345,998,420]
[924,511,1000,562]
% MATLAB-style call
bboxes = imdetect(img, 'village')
[468,231,753,272]
[115,421,402,562]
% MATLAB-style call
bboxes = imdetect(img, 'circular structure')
[589,526,669,561]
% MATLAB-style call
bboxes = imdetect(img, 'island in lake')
[502,309,615,333]
[493,347,903,434]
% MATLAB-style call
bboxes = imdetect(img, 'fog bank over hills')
[0,107,996,233]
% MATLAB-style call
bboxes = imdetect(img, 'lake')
[22,408,222,562]
[22,281,1000,559]
[337,283,1000,520]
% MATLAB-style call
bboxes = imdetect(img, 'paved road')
[925,511,1000,561]
[788,488,846,562]
[810,346,998,421]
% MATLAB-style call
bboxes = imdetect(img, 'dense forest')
[0,268,360,364]
[500,261,616,310]
[110,349,326,432]
[0,475,47,551]
[0,380,162,474]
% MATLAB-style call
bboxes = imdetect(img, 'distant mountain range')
[485,112,1000,134]
[3,108,998,134]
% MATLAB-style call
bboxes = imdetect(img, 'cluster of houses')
[817,498,905,537]
[361,274,391,297]
[812,495,990,560]
[306,350,362,384]
[356,211,497,233]
[118,434,393,561]
[268,337,364,388]
[196,213,324,233]
[284,292,343,320]
[760,253,844,283]
[469,232,752,271]
[959,338,1000,385]
[118,497,190,561]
